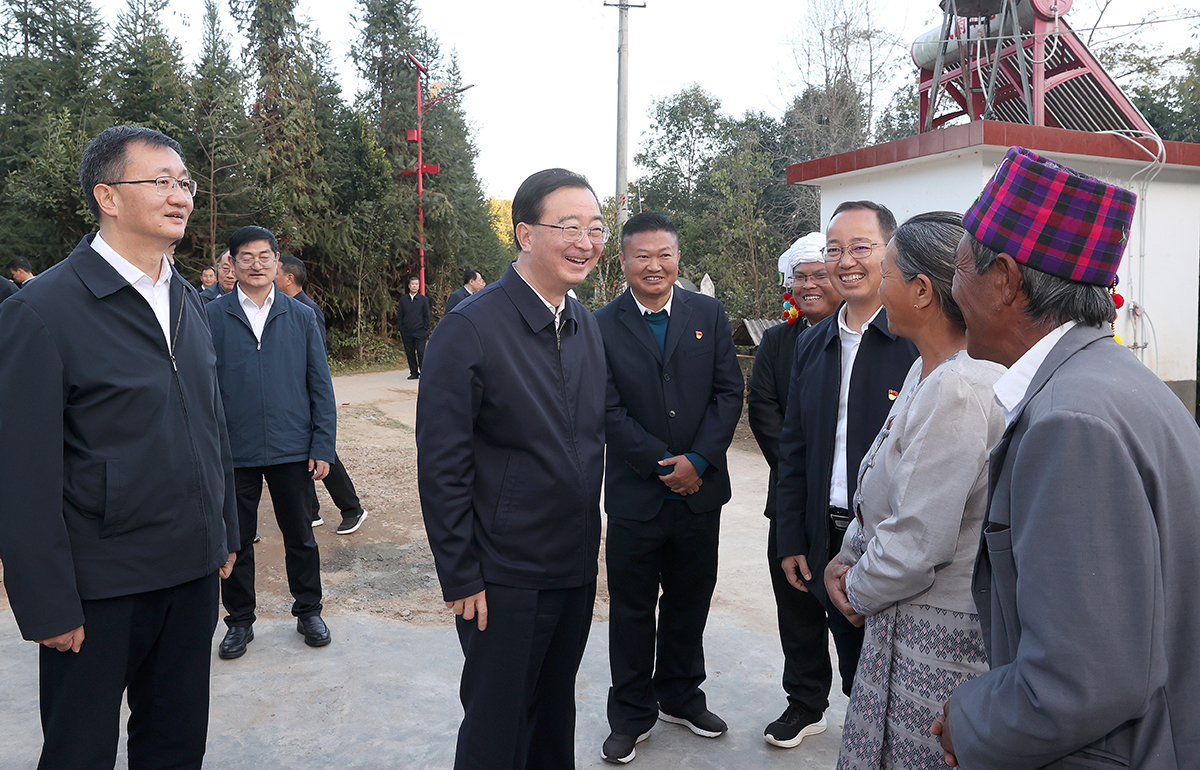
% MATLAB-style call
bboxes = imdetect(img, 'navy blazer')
[594,288,744,519]
[445,285,471,314]
[206,289,336,468]
[416,264,606,602]
[295,290,327,349]
[775,307,917,600]
[0,235,238,641]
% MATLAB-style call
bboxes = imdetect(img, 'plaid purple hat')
[963,146,1136,286]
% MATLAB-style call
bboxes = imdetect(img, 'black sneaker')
[337,510,368,535]
[657,708,727,738]
[601,730,650,764]
[764,704,826,748]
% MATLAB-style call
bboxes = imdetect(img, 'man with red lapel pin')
[594,211,743,764]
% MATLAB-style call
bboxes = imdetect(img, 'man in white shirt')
[775,201,918,747]
[205,225,337,660]
[0,125,238,768]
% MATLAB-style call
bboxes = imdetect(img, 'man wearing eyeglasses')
[417,168,607,770]
[205,225,337,660]
[0,125,238,768]
[775,202,918,742]
[201,250,235,304]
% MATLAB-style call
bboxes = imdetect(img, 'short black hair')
[830,200,898,242]
[200,266,216,275]
[408,276,421,284]
[278,254,307,287]
[620,211,678,249]
[511,168,597,250]
[8,257,33,272]
[462,268,481,285]
[79,125,184,220]
[229,226,280,257]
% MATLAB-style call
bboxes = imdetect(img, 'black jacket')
[295,290,327,349]
[416,264,605,601]
[200,281,226,304]
[445,285,471,314]
[747,318,808,526]
[397,291,430,337]
[775,307,917,601]
[594,288,744,518]
[0,235,238,641]
[0,275,17,303]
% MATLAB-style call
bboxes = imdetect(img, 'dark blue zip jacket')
[205,287,336,468]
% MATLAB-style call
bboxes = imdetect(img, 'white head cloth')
[778,232,825,287]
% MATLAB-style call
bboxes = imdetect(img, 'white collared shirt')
[830,303,883,508]
[514,263,565,331]
[633,288,674,317]
[993,321,1077,426]
[237,284,275,343]
[92,233,172,348]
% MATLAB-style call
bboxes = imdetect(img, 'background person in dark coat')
[0,273,16,302]
[200,250,234,304]
[445,268,486,313]
[276,254,368,536]
[416,168,607,770]
[594,211,744,764]
[775,201,918,742]
[747,232,843,749]
[397,275,430,379]
[0,125,238,769]
[206,226,338,659]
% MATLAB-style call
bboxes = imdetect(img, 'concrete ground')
[0,370,849,770]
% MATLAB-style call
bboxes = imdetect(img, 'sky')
[94,0,1193,200]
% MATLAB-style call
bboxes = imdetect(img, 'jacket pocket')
[493,455,519,537]
[99,460,131,538]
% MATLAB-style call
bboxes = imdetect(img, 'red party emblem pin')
[695,331,703,339]
[888,389,898,401]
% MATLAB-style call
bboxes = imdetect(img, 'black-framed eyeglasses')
[106,176,197,197]
[822,243,881,262]
[535,223,609,244]
[234,254,278,268]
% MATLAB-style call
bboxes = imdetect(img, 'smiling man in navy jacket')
[416,168,607,770]
[0,125,238,769]
[206,225,337,659]
[595,211,744,764]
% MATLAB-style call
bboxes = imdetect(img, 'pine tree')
[182,0,255,270]
[107,0,187,134]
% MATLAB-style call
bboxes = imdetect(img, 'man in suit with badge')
[595,211,744,764]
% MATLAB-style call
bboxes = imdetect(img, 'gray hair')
[891,211,966,328]
[967,235,1115,328]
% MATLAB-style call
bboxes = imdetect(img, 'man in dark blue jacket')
[206,225,337,659]
[0,125,238,768]
[397,276,430,379]
[200,250,234,304]
[595,212,744,764]
[775,201,918,745]
[416,168,606,770]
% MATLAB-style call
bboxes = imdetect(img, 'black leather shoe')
[218,626,253,659]
[297,615,331,647]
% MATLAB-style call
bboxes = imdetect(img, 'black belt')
[829,506,853,532]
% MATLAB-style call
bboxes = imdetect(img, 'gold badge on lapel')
[695,331,703,340]
[887,389,898,401]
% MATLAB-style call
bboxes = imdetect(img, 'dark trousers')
[767,517,834,712]
[224,461,322,626]
[38,572,219,770]
[605,500,720,734]
[403,334,426,376]
[819,524,864,696]
[310,452,363,520]
[454,581,595,770]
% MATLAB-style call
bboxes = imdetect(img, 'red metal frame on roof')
[787,121,1200,185]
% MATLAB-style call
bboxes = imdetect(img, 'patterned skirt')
[836,602,988,770]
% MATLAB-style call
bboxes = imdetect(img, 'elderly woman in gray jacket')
[824,211,1006,770]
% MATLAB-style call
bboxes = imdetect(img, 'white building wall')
[803,149,1200,396]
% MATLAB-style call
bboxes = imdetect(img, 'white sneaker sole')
[337,510,368,535]
[600,731,650,764]
[765,713,827,748]
[657,711,725,738]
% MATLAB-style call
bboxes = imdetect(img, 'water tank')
[913,0,1073,70]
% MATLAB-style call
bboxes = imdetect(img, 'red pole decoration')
[403,52,473,296]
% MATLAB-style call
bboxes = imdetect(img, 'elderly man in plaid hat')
[931,146,1200,768]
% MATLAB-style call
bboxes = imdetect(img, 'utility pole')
[606,1,645,230]
[403,52,473,295]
